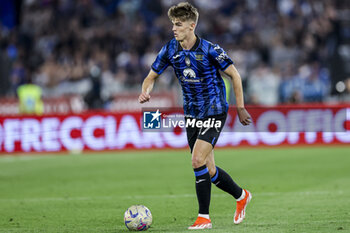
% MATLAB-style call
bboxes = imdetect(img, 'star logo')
[151,109,161,122]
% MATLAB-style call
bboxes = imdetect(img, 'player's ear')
[190,22,196,31]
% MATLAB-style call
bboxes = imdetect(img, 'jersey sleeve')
[151,45,170,75]
[208,43,233,71]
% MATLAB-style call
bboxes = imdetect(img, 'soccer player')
[139,2,252,230]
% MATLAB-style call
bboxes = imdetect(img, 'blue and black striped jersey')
[151,36,233,119]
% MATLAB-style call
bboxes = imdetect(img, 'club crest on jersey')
[183,68,196,78]
[185,56,191,67]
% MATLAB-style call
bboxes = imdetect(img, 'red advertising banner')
[0,104,349,153]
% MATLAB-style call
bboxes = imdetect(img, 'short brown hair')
[168,2,199,24]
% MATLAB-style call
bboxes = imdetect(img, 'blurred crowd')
[0,0,349,109]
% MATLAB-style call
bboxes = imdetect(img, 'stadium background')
[0,0,349,232]
[1,0,350,109]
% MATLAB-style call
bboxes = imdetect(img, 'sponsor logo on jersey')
[195,54,204,60]
[183,68,196,78]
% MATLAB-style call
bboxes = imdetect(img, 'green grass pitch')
[0,147,349,233]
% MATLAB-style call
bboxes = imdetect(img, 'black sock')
[194,165,211,214]
[211,166,243,199]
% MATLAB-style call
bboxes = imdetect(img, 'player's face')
[172,19,195,41]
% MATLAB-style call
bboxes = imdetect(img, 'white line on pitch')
[0,190,345,203]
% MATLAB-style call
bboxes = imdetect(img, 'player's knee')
[191,153,206,168]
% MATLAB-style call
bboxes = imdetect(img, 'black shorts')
[185,113,227,153]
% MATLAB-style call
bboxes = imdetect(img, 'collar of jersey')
[176,35,201,52]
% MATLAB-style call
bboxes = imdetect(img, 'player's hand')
[237,107,252,126]
[138,92,151,103]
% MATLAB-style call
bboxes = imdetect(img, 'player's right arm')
[138,69,159,103]
[139,42,171,104]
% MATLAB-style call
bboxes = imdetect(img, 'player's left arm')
[223,64,252,126]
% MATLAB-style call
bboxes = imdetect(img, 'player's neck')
[180,33,197,50]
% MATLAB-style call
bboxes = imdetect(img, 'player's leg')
[205,138,252,224]
[208,150,243,199]
[205,150,216,177]
[189,113,226,226]
[206,149,246,199]
[188,139,213,229]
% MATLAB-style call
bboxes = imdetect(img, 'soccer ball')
[124,205,152,231]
